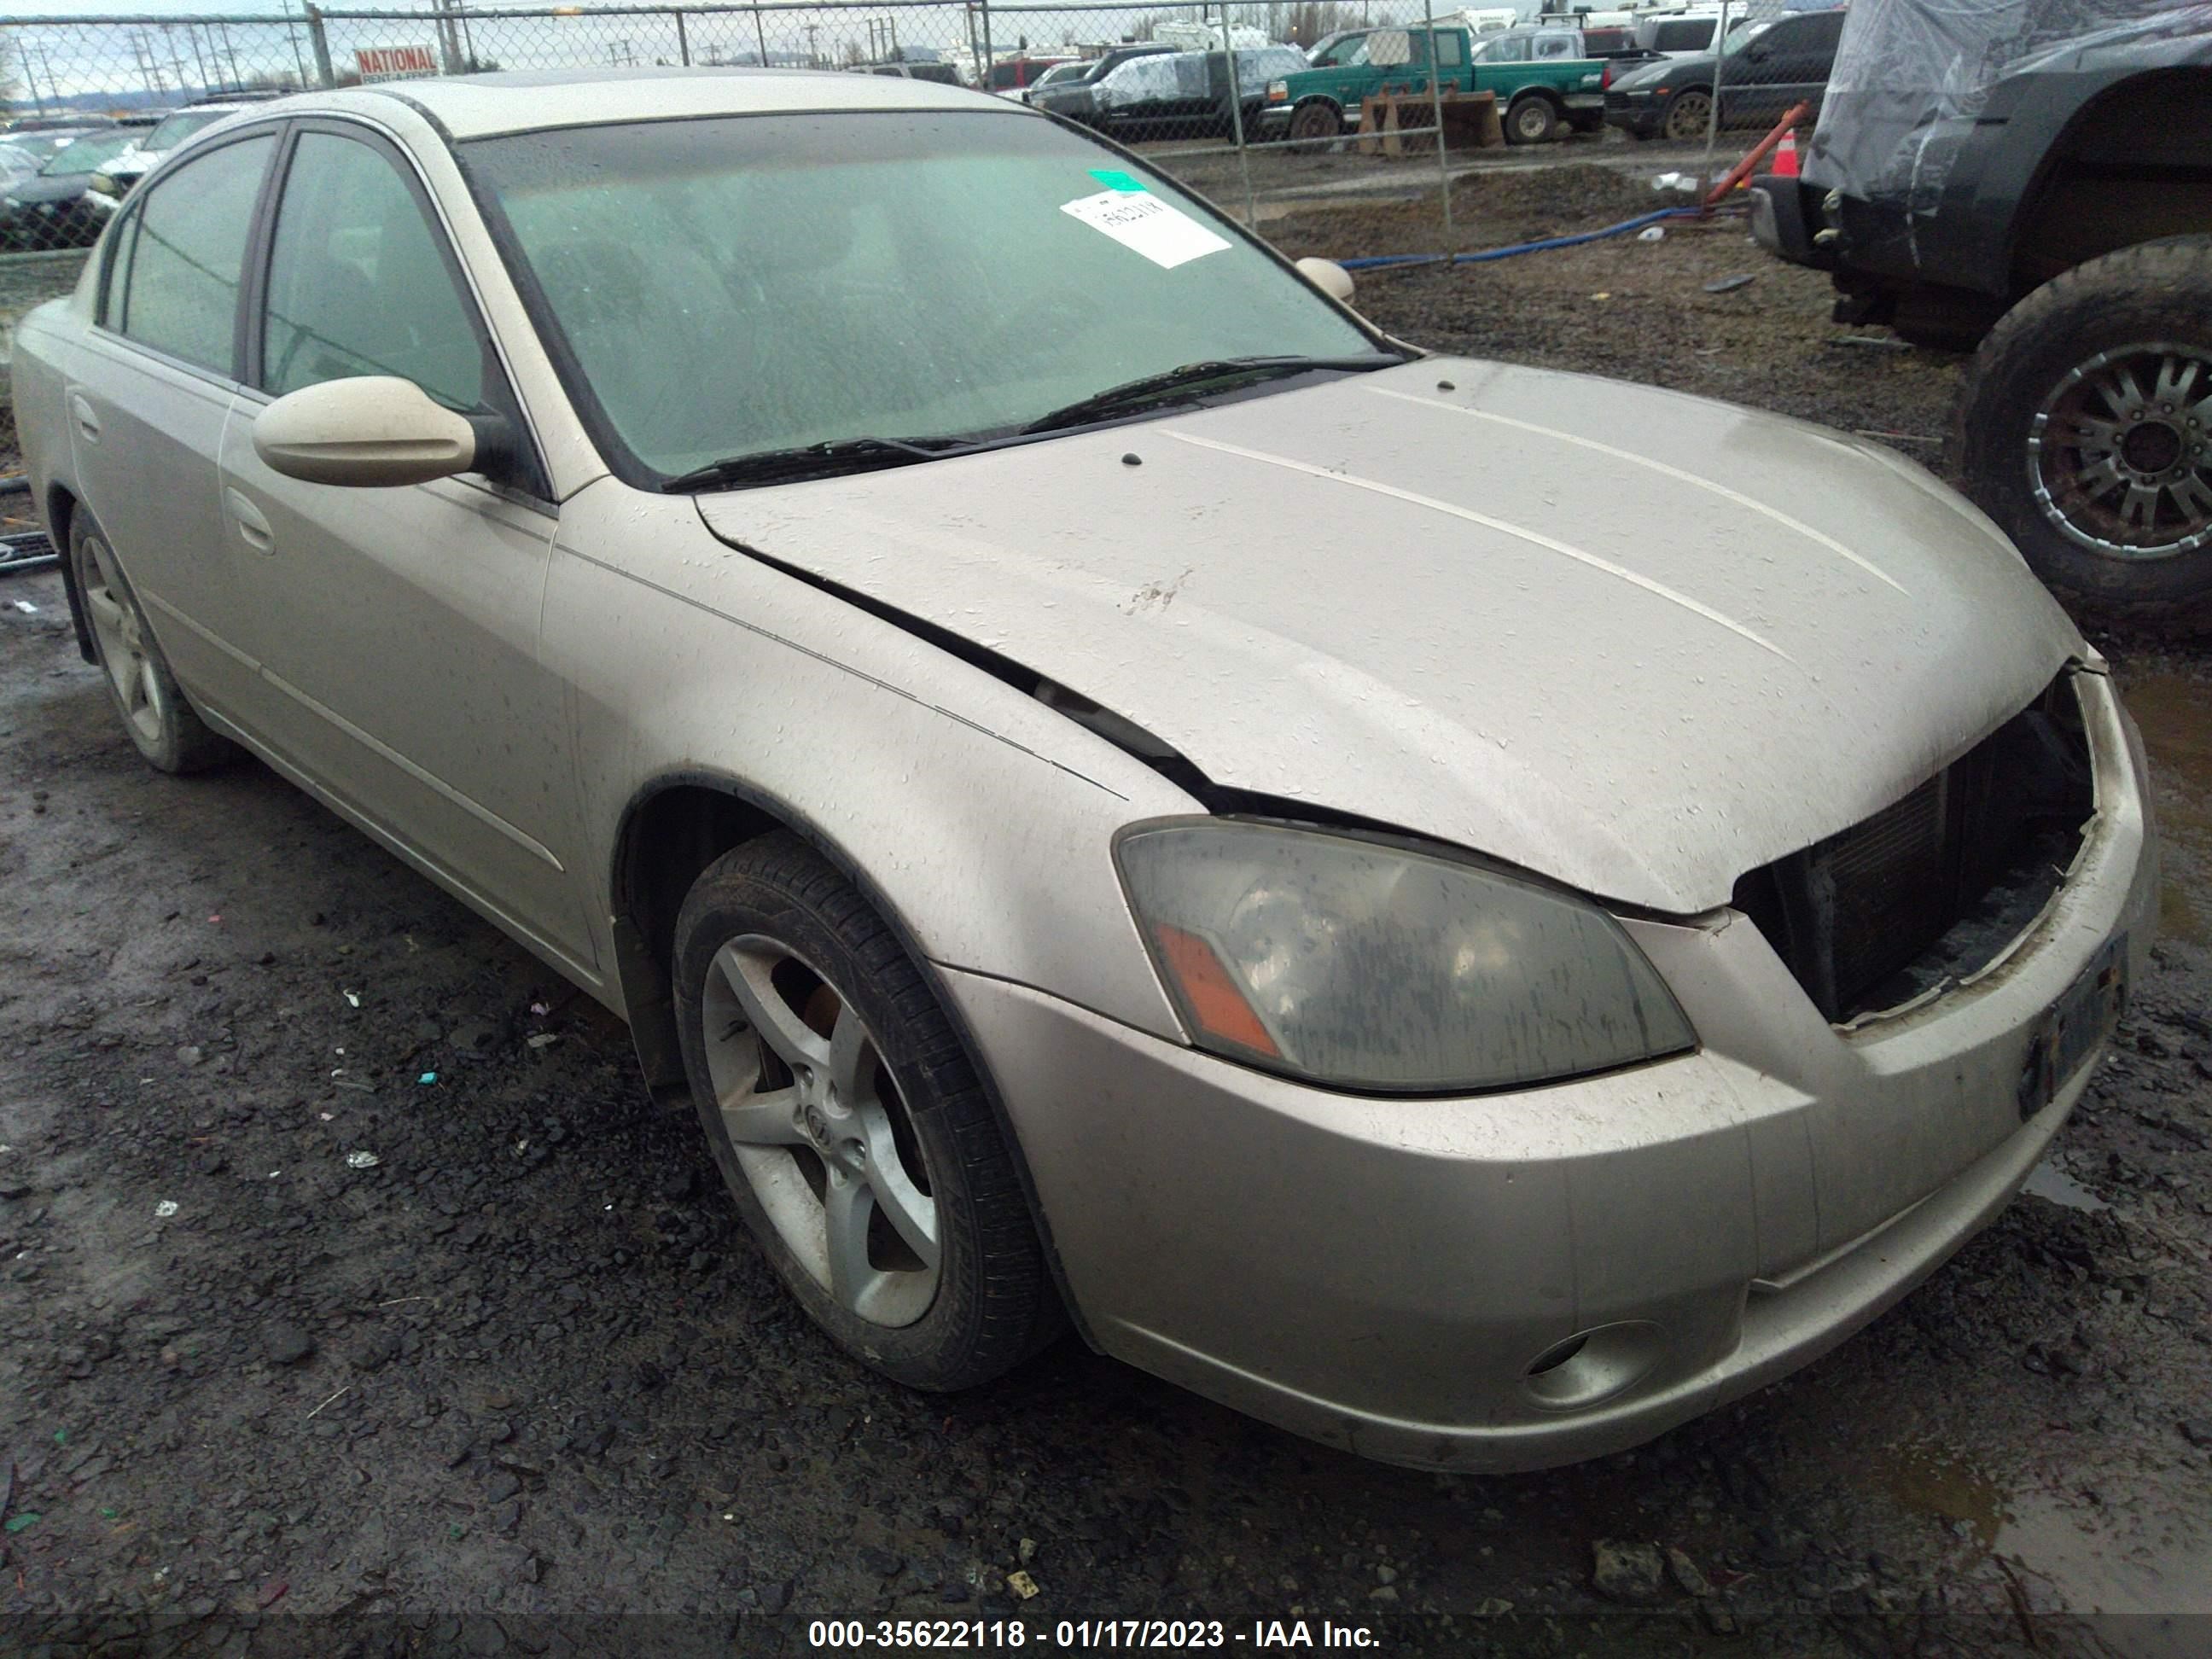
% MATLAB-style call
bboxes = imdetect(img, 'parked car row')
[0,93,285,253]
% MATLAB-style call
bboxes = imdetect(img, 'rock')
[2179,1420,2212,1448]
[1006,1569,1040,1601]
[1592,1540,1666,1604]
[178,1045,205,1067]
[1699,1597,1741,1636]
[484,1470,522,1504]
[1666,1546,1714,1598]
[1374,1563,1398,1585]
[858,1546,903,1577]
[759,1580,793,1615]
[262,1324,315,1365]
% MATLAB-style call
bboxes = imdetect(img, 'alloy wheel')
[1662,90,1712,142]
[2029,342,2212,559]
[700,934,940,1328]
[76,531,167,747]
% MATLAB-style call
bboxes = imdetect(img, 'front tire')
[1287,101,1343,150]
[673,832,1060,1389]
[69,510,234,774]
[1661,87,1713,143]
[1949,236,2212,632]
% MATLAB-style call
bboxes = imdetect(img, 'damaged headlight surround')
[1116,819,1695,1094]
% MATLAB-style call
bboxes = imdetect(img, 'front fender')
[544,478,1193,1041]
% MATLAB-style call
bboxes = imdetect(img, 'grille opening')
[1733,675,2095,1024]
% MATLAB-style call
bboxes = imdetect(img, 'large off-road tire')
[1505,94,1560,146]
[673,832,1061,1390]
[1949,236,2212,633]
[68,509,235,774]
[1660,87,1713,143]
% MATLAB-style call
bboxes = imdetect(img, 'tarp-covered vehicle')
[1753,1,2212,629]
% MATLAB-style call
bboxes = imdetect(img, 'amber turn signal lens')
[1150,922,1281,1058]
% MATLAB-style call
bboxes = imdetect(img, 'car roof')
[305,67,1008,140]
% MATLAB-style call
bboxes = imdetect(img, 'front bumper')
[1603,94,1662,137]
[944,672,2156,1470]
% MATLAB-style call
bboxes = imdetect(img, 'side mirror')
[253,375,485,488]
[1295,256,1356,303]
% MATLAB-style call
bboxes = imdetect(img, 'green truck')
[1254,23,1613,147]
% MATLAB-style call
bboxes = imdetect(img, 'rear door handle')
[224,487,274,555]
[69,393,101,444]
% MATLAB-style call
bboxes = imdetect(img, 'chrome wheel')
[76,530,167,747]
[2029,342,2212,560]
[700,934,940,1328]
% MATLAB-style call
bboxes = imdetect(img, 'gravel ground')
[3,172,2210,1659]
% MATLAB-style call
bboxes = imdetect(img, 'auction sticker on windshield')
[1061,189,1230,269]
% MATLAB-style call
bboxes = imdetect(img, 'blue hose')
[1336,206,1710,272]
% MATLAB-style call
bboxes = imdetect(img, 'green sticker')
[1089,169,1146,193]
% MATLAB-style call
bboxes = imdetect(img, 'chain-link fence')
[0,2,1831,474]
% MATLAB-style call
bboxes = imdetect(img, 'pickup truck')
[1255,23,1610,146]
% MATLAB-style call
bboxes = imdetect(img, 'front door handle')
[224,487,274,555]
[69,393,101,444]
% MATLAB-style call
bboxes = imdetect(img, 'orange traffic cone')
[1772,127,1802,178]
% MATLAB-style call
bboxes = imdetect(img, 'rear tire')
[673,832,1062,1389]
[68,510,234,775]
[1505,95,1560,145]
[1948,236,2212,634]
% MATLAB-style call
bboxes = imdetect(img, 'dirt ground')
[3,169,2210,1659]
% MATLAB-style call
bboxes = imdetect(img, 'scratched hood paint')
[695,356,2083,913]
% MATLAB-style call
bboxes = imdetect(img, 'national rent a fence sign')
[355,45,439,81]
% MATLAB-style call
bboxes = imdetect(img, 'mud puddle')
[2113,661,2211,946]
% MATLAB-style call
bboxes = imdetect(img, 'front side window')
[117,133,272,375]
[260,130,485,411]
[468,111,1378,481]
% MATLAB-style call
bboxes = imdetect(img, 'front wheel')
[1287,101,1343,149]
[1505,95,1559,145]
[1660,87,1713,143]
[1949,236,2212,633]
[673,832,1061,1388]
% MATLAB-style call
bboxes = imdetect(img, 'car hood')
[1613,54,1707,89]
[694,357,2081,914]
[7,172,92,204]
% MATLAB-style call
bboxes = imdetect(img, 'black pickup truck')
[1753,1,2212,630]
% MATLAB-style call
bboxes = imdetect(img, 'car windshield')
[467,110,1378,482]
[1033,63,1086,87]
[38,130,133,175]
[143,109,228,151]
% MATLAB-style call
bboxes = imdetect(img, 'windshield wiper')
[1019,352,1407,436]
[661,434,975,492]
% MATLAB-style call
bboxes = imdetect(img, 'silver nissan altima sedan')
[14,68,2156,1470]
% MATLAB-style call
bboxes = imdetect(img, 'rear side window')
[1654,20,1713,50]
[114,133,272,377]
[1432,31,1465,67]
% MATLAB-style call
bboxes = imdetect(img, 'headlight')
[1266,79,1289,102]
[1116,820,1694,1093]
